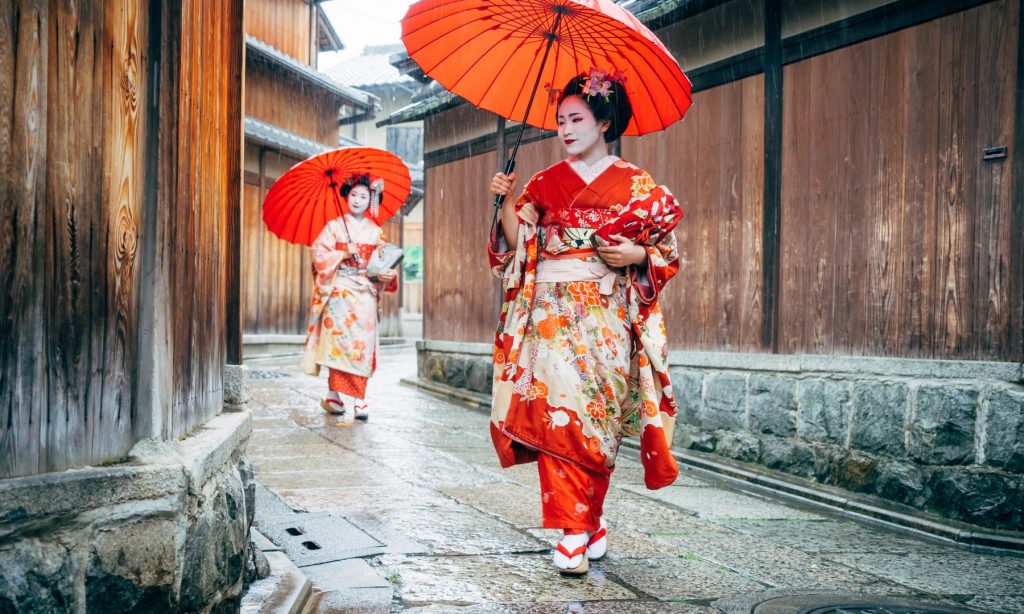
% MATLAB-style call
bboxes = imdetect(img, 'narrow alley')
[242,346,1023,614]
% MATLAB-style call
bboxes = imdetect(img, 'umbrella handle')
[489,158,517,242]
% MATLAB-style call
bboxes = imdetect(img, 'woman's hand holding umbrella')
[490,172,519,248]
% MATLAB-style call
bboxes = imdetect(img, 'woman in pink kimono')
[301,174,398,423]
[488,71,683,575]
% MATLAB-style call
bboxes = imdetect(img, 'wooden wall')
[0,0,244,478]
[779,0,1020,360]
[245,0,312,64]
[0,0,149,478]
[242,158,312,335]
[245,65,343,147]
[156,0,243,437]
[623,76,765,352]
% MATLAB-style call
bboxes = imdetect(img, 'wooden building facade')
[410,0,1023,365]
[240,0,379,337]
[0,0,243,477]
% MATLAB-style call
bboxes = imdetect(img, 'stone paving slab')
[622,484,827,521]
[401,603,719,613]
[440,482,544,529]
[719,518,956,555]
[822,551,1024,596]
[382,554,637,607]
[269,484,453,514]
[369,502,548,555]
[301,559,391,590]
[257,469,410,491]
[305,587,392,614]
[648,529,906,592]
[372,450,504,488]
[602,556,768,600]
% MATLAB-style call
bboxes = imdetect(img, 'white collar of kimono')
[567,154,619,186]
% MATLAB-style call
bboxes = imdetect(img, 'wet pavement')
[245,347,1024,613]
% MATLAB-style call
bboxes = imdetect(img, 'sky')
[318,0,416,69]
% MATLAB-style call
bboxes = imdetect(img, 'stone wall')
[670,353,1024,532]
[0,412,254,613]
[412,341,1024,532]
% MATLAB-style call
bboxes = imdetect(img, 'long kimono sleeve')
[311,222,348,278]
[594,170,683,305]
[487,185,542,291]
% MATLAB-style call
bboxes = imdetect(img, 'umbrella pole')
[490,8,566,241]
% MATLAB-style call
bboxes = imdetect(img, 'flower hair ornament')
[581,67,627,102]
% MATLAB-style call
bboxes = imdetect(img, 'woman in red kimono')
[488,71,683,575]
[301,175,398,423]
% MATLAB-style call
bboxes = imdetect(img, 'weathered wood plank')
[0,1,47,479]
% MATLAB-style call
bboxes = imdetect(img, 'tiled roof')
[244,116,360,159]
[245,36,377,109]
[322,45,416,88]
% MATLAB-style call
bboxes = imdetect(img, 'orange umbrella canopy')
[402,0,692,136]
[262,147,411,246]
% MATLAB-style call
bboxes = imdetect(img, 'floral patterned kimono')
[301,214,396,398]
[488,156,682,530]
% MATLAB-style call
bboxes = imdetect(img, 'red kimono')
[488,157,682,530]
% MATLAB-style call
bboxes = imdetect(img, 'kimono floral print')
[301,214,396,405]
[488,158,682,505]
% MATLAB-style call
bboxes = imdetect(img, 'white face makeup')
[346,185,371,217]
[557,96,608,162]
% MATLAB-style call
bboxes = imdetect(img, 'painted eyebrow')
[557,112,585,118]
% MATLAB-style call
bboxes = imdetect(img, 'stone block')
[465,357,494,395]
[983,388,1024,472]
[179,468,250,612]
[797,378,850,444]
[701,373,747,432]
[748,375,797,436]
[423,353,445,383]
[836,450,879,494]
[908,386,977,465]
[674,423,716,452]
[443,355,469,389]
[926,467,1024,532]
[86,517,177,613]
[223,364,251,408]
[850,381,907,457]
[670,368,704,426]
[813,446,877,493]
[761,437,815,477]
[0,538,75,613]
[874,460,927,508]
[716,431,761,463]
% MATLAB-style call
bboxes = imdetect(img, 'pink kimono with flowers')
[301,215,396,382]
[488,158,682,490]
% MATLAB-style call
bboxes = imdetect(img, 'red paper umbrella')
[402,0,692,137]
[402,0,691,233]
[261,147,412,246]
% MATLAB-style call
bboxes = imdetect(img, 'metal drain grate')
[751,595,980,614]
[257,511,386,567]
